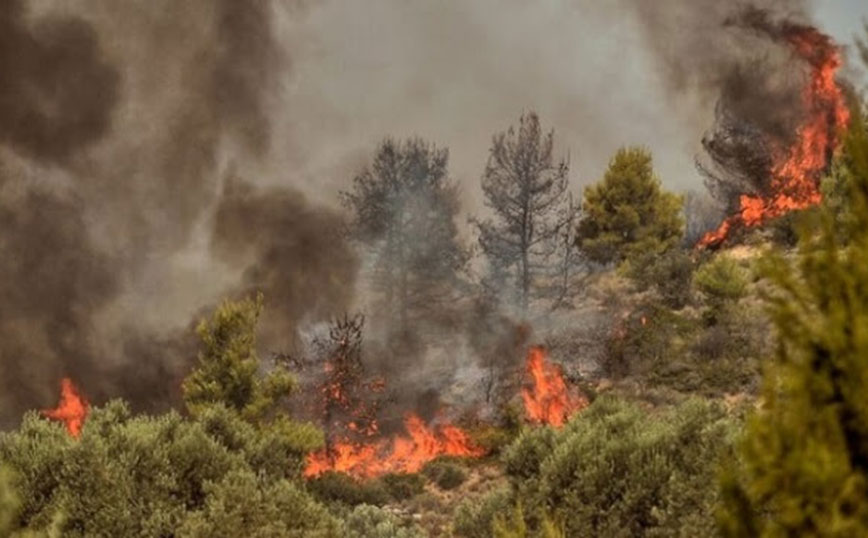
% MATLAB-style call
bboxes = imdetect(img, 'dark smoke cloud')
[0,0,120,425]
[0,0,118,163]
[0,0,854,429]
[0,0,355,425]
[211,175,359,353]
[623,1,830,211]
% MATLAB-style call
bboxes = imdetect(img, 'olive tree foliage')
[342,138,468,332]
[0,402,333,537]
[576,147,684,268]
[343,504,425,538]
[0,297,341,537]
[460,396,735,538]
[717,101,868,537]
[473,111,581,315]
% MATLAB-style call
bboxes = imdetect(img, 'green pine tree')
[576,147,684,267]
[182,293,295,422]
[718,104,868,536]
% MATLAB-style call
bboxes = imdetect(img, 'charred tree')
[311,314,384,454]
[473,111,576,315]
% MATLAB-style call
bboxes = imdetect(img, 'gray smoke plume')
[211,175,359,353]
[0,0,857,428]
[0,0,119,163]
[623,1,839,213]
[0,0,356,425]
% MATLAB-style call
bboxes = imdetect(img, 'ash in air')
[0,0,857,428]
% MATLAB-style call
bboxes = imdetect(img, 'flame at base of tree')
[698,22,850,249]
[304,413,484,478]
[522,346,587,428]
[42,377,89,438]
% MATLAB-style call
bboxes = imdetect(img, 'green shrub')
[422,458,467,490]
[306,472,390,507]
[627,247,695,309]
[500,396,736,537]
[342,504,424,538]
[467,425,516,456]
[380,473,425,500]
[453,488,512,538]
[694,254,748,323]
[177,469,342,537]
[492,503,565,538]
[0,401,337,537]
[501,428,556,483]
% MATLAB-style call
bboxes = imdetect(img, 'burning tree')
[303,314,486,479]
[697,8,850,248]
[473,111,579,315]
[42,378,89,438]
[719,105,868,537]
[311,314,384,449]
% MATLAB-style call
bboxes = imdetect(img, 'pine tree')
[473,111,578,315]
[342,138,468,332]
[182,294,295,422]
[718,105,868,536]
[576,147,683,267]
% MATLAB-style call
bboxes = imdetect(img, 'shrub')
[177,469,342,537]
[453,488,512,538]
[0,402,338,537]
[500,396,736,537]
[306,472,389,507]
[342,504,425,538]
[694,254,748,323]
[380,473,426,500]
[627,247,695,309]
[422,458,467,490]
[467,425,516,456]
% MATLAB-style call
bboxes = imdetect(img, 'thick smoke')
[0,0,118,162]
[624,1,827,212]
[0,0,857,428]
[0,0,355,425]
[211,175,359,353]
[0,0,120,423]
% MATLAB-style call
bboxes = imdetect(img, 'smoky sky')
[0,0,862,425]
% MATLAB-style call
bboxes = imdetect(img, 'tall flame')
[521,347,587,428]
[304,413,484,479]
[42,377,89,438]
[698,27,849,248]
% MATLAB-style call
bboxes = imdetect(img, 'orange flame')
[698,28,849,248]
[521,347,587,428]
[42,378,89,438]
[304,413,484,478]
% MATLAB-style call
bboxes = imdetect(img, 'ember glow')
[304,413,484,478]
[42,378,89,438]
[698,25,850,249]
[521,347,587,428]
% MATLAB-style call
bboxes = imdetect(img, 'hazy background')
[0,0,864,423]
[274,0,867,207]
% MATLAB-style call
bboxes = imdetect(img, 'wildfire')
[42,377,89,438]
[698,25,849,248]
[521,346,587,428]
[304,413,484,478]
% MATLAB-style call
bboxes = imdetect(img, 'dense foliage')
[718,103,868,536]
[458,396,736,537]
[577,146,684,267]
